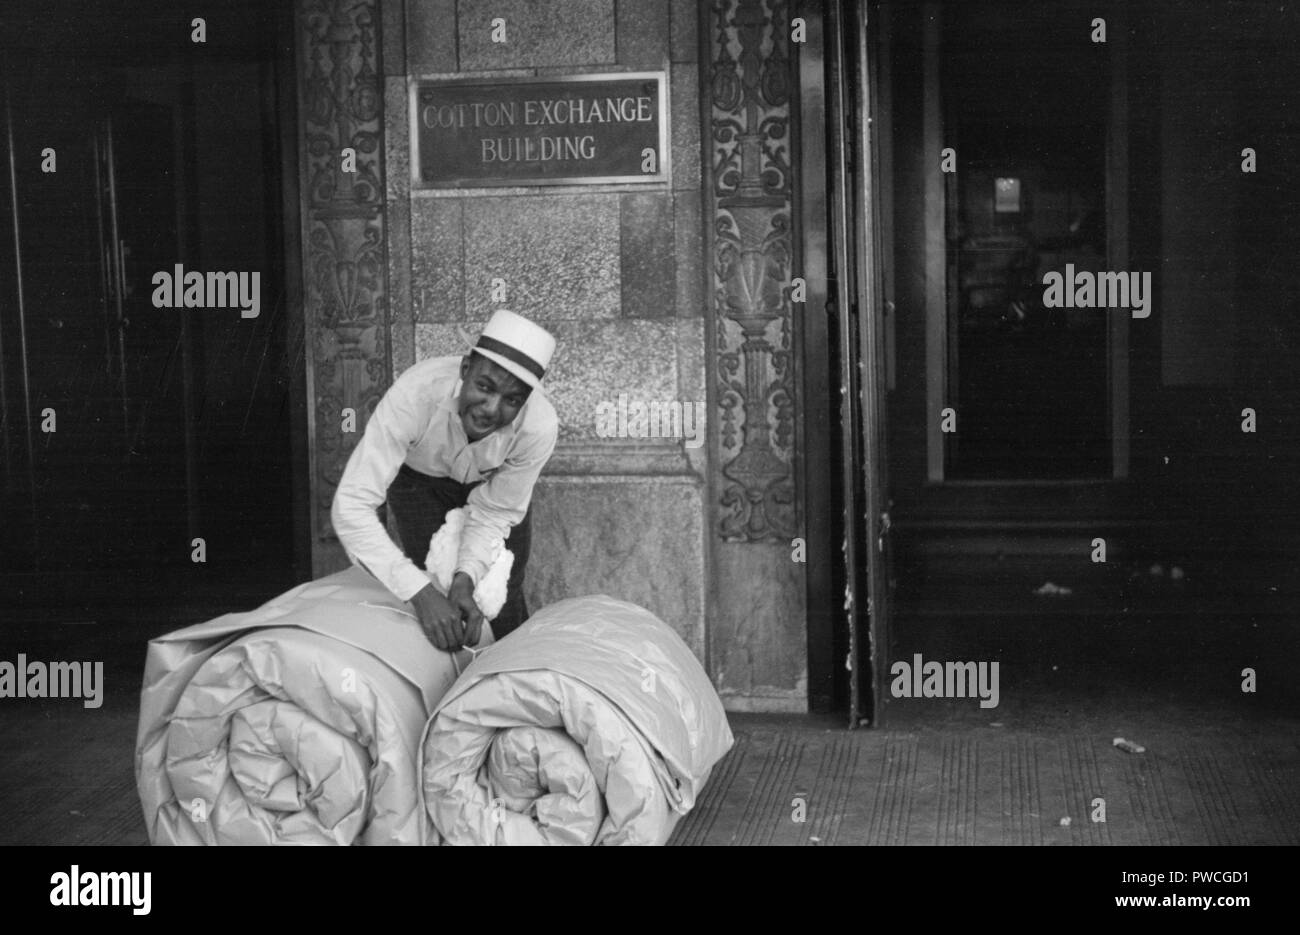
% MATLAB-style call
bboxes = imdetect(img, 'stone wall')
[296,0,809,711]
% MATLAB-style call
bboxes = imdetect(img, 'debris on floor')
[1034,581,1074,597]
[1113,737,1146,754]
[1132,561,1190,590]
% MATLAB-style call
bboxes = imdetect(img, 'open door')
[823,0,893,727]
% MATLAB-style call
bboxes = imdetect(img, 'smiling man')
[331,310,558,651]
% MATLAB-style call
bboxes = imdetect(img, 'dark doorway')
[0,0,303,613]
[942,2,1111,479]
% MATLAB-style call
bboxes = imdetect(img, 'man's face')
[458,354,530,441]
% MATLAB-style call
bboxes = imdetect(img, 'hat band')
[475,335,546,381]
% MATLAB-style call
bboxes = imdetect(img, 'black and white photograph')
[0,0,1296,895]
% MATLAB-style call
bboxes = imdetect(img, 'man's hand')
[410,583,466,651]
[447,572,486,648]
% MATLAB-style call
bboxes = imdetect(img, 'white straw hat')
[472,310,555,390]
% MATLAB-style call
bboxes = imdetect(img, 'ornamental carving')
[706,0,799,541]
[302,0,384,211]
[297,0,388,541]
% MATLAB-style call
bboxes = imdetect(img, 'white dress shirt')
[330,355,558,603]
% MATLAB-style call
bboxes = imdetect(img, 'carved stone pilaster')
[297,0,389,552]
[705,0,799,542]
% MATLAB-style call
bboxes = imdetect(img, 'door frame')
[796,4,842,715]
[848,0,894,725]
[799,0,895,726]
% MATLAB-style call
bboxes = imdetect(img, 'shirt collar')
[439,377,463,414]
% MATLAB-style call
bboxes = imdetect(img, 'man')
[331,309,557,651]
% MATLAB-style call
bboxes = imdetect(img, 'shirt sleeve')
[456,419,557,585]
[330,382,432,603]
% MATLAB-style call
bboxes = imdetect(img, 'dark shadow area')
[943,2,1110,479]
[876,0,1300,720]
[0,0,304,618]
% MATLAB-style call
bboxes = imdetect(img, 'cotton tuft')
[424,508,513,621]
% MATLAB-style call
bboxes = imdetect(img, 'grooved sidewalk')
[0,650,1294,845]
[668,716,1300,846]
